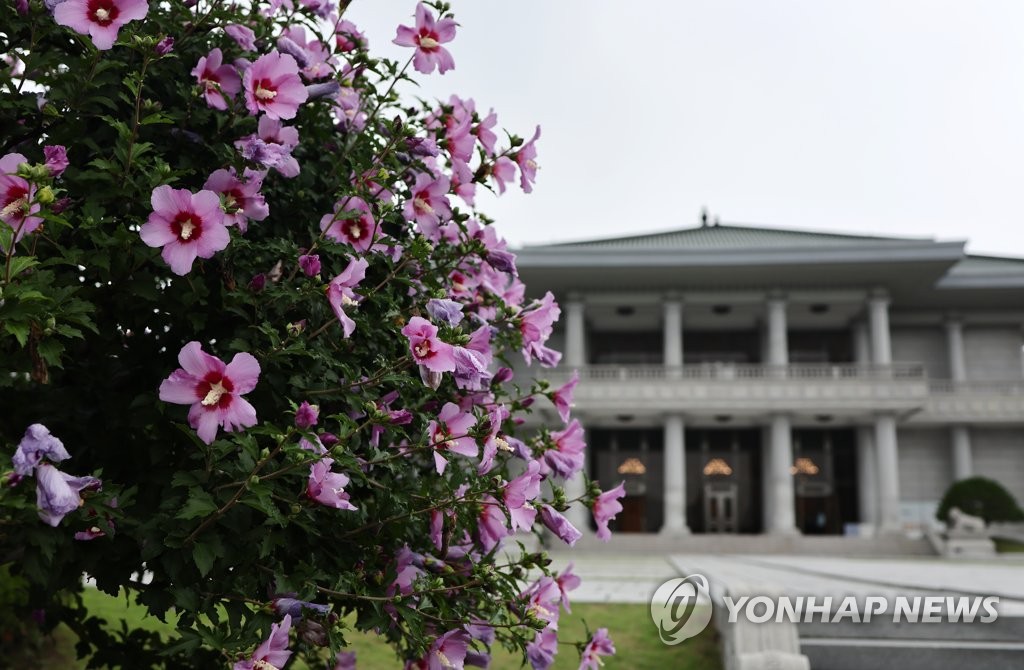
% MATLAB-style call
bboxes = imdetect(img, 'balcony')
[548,363,930,416]
[922,380,1024,423]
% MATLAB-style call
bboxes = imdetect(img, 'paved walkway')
[546,551,1024,614]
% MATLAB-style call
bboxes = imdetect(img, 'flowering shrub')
[0,1,626,668]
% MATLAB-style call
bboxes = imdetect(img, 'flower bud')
[36,186,55,205]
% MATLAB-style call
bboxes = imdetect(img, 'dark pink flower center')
[346,218,366,241]
[172,212,203,243]
[2,185,28,221]
[416,29,440,51]
[196,372,234,409]
[202,69,221,88]
[87,0,119,26]
[253,78,278,103]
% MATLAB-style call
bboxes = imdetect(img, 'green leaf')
[176,491,218,520]
[192,538,222,577]
[4,322,29,346]
[8,256,38,279]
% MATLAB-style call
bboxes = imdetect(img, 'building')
[515,222,1024,538]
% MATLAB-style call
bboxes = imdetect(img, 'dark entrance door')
[687,428,762,533]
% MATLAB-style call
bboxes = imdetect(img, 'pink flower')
[53,0,148,50]
[393,2,457,75]
[579,628,615,670]
[474,109,498,156]
[527,628,558,670]
[517,126,541,193]
[428,629,469,670]
[295,401,319,429]
[401,316,456,373]
[225,24,257,51]
[191,48,241,111]
[139,186,229,275]
[489,156,517,195]
[35,463,101,527]
[319,197,377,251]
[307,458,357,510]
[234,615,292,670]
[504,460,541,532]
[402,172,451,239]
[427,402,477,474]
[158,341,260,445]
[539,505,581,548]
[334,19,366,52]
[552,370,579,423]
[43,145,69,177]
[0,152,42,245]
[327,257,369,338]
[235,116,300,177]
[243,51,308,120]
[592,482,626,542]
[520,292,562,367]
[556,564,581,612]
[299,253,320,277]
[203,168,268,233]
[543,419,586,480]
[477,495,508,552]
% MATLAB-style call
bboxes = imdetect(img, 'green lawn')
[994,538,1024,553]
[42,588,721,669]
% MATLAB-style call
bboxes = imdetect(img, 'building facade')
[516,223,1024,537]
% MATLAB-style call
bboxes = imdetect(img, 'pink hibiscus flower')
[192,48,241,111]
[139,185,229,275]
[53,0,148,51]
[202,168,268,233]
[319,197,377,251]
[0,152,42,245]
[516,126,541,193]
[233,615,292,670]
[592,482,626,542]
[326,256,369,338]
[307,458,357,510]
[402,172,451,239]
[401,316,456,373]
[158,342,260,445]
[427,402,477,474]
[243,51,308,120]
[393,2,457,75]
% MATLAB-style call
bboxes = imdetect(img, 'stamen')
[419,36,440,49]
[201,380,228,406]
[95,7,109,20]
[414,196,434,214]
[179,220,196,240]
[255,86,277,101]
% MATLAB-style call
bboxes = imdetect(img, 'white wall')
[891,327,949,379]
[972,428,1024,505]
[963,327,1023,381]
[897,428,952,502]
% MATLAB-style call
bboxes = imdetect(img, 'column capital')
[766,289,787,304]
[566,291,585,305]
[662,291,683,303]
[867,288,890,305]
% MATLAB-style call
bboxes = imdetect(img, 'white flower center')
[414,196,434,214]
[419,36,440,49]
[526,159,538,170]
[414,342,431,359]
[341,294,359,307]
[94,7,109,21]
[201,380,228,406]
[495,436,513,452]
[179,220,196,240]
[348,222,364,239]
[0,197,26,218]
[253,661,279,670]
[255,86,277,101]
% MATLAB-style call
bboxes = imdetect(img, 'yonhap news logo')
[649,574,714,644]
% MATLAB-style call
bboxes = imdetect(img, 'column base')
[766,527,801,537]
[658,525,692,537]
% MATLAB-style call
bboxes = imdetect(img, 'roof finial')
[700,207,709,227]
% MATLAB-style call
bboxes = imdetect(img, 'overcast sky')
[346,1,1024,256]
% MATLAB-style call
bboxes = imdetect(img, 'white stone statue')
[948,506,986,535]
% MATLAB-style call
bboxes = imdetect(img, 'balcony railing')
[565,362,928,382]
[929,380,1024,395]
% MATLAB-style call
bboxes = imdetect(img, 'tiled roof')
[945,255,1024,277]
[528,224,935,251]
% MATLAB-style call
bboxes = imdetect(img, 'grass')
[37,588,721,669]
[994,538,1024,553]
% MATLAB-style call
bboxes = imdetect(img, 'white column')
[768,414,798,534]
[766,294,789,366]
[663,297,684,369]
[874,413,902,534]
[853,322,871,365]
[857,427,878,530]
[945,318,967,382]
[951,425,973,481]
[867,293,892,366]
[661,414,690,535]
[565,296,586,368]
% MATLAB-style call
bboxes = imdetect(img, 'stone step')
[800,637,1024,670]
[798,614,1024,643]
[567,533,936,556]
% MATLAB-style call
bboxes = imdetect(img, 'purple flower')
[234,615,292,670]
[225,24,257,51]
[486,248,517,275]
[13,424,71,476]
[154,36,174,55]
[327,257,369,338]
[295,401,319,429]
[552,370,579,423]
[428,629,469,670]
[43,145,69,177]
[74,525,106,541]
[139,186,230,275]
[298,253,321,277]
[539,505,581,547]
[192,48,241,111]
[592,483,626,542]
[427,402,478,475]
[53,0,148,50]
[307,458,357,510]
[320,197,377,251]
[544,420,586,480]
[243,51,308,120]
[579,628,615,669]
[527,628,558,670]
[306,81,341,100]
[333,651,357,670]
[272,596,330,619]
[36,464,101,527]
[158,342,260,445]
[426,298,464,326]
[402,317,457,374]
